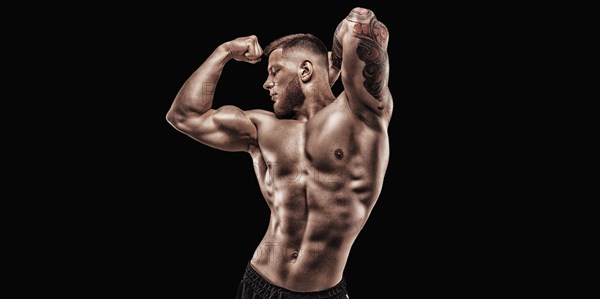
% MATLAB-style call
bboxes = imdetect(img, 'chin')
[283,114,295,119]
[273,104,284,117]
[274,110,293,119]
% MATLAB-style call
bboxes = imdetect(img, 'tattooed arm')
[166,36,263,152]
[332,7,392,125]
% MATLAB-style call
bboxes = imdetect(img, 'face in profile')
[264,49,306,118]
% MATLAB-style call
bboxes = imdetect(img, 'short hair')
[263,33,328,65]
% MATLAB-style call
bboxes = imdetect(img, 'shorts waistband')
[243,262,347,298]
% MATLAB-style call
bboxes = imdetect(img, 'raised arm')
[166,36,263,152]
[331,7,392,125]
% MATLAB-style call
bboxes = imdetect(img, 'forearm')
[169,45,232,118]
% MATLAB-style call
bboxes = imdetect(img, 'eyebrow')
[268,64,280,73]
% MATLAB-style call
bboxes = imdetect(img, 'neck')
[293,82,336,121]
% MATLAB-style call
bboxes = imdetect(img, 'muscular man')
[166,7,392,298]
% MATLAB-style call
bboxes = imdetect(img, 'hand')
[223,35,263,64]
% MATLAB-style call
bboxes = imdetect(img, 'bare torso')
[247,92,390,291]
[164,6,393,293]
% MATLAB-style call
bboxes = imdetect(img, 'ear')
[298,60,313,83]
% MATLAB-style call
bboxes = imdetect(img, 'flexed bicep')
[166,35,265,152]
[333,7,392,124]
[172,105,258,152]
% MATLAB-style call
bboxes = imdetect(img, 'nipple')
[334,149,344,160]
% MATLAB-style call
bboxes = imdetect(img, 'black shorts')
[236,262,349,299]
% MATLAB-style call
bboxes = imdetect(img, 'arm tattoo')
[331,22,343,70]
[353,18,388,100]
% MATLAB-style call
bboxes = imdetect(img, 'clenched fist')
[222,35,263,64]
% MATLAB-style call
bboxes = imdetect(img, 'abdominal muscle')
[250,178,368,292]
[246,105,385,291]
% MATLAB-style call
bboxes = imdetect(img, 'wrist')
[214,44,234,64]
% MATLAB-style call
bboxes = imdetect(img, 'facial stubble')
[274,75,306,118]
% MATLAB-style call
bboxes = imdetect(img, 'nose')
[263,80,274,90]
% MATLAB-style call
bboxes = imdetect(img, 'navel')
[334,149,344,160]
[290,251,299,263]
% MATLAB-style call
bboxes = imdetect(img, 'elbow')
[166,108,188,131]
[165,108,177,127]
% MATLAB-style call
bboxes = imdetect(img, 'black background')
[37,2,522,298]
